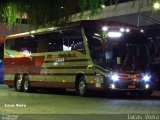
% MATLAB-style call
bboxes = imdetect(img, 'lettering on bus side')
[47,55,59,59]
[47,53,77,59]
[151,55,160,65]
[58,53,77,58]
[47,55,52,59]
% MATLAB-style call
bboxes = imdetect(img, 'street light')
[153,2,160,10]
[101,4,105,9]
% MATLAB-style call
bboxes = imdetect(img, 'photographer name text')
[128,114,160,120]
[4,104,27,108]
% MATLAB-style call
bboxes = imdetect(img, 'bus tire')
[76,76,87,96]
[15,74,23,92]
[23,75,31,93]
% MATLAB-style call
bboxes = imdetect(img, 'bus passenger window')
[63,38,71,51]
[5,40,14,50]
[37,38,48,52]
[36,32,63,52]
[62,29,85,53]
[70,40,85,52]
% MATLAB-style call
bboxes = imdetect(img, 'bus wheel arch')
[14,73,23,92]
[75,73,87,96]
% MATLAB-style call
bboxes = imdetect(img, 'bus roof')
[6,20,138,40]
[62,20,138,29]
[6,27,58,40]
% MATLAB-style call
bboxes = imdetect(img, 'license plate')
[128,85,136,89]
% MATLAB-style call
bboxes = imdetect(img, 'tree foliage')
[0,0,105,28]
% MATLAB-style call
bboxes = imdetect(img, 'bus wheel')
[15,75,23,92]
[23,76,31,92]
[77,76,87,96]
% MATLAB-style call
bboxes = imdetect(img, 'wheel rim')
[79,81,86,95]
[24,80,28,91]
[16,79,22,90]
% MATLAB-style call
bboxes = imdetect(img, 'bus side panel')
[28,51,94,89]
[4,53,45,87]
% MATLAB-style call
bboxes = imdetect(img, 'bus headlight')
[145,84,150,89]
[111,84,115,89]
[142,75,151,82]
[111,74,119,82]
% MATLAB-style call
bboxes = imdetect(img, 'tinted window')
[36,32,63,52]
[45,29,85,53]
[85,28,106,67]
[5,36,37,53]
[5,28,85,54]
[124,32,147,44]
[62,29,85,53]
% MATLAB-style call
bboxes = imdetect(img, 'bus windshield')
[85,28,149,72]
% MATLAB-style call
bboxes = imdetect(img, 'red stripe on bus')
[5,80,14,86]
[31,82,105,90]
[4,56,45,67]
[30,73,95,76]
[30,81,75,88]
[4,80,104,90]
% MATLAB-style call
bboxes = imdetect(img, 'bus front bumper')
[108,82,151,91]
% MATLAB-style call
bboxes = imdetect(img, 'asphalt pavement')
[0,84,160,120]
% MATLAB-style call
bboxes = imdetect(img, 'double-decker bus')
[4,20,153,96]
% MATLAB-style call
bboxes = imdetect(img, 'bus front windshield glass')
[85,28,149,72]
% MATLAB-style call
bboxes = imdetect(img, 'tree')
[0,0,105,28]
